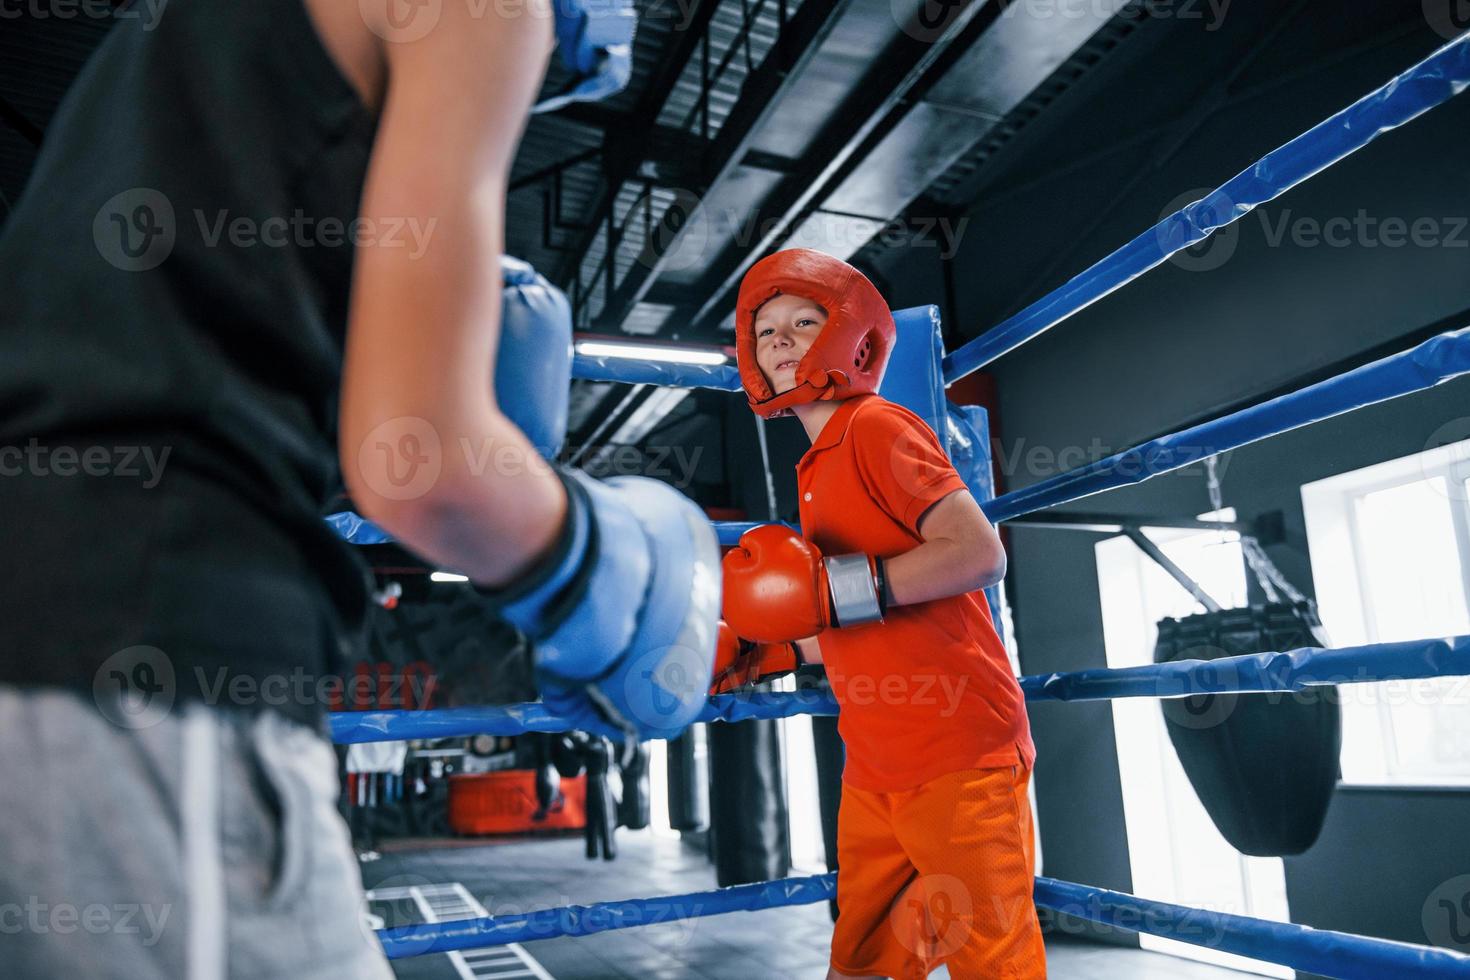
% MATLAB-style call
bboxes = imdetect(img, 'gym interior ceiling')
[0,0,1435,459]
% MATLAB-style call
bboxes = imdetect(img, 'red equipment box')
[447,770,586,835]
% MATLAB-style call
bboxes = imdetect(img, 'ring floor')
[362,833,1258,980]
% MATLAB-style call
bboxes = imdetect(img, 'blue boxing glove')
[488,255,718,740]
[482,468,721,742]
[533,0,636,114]
[497,256,572,458]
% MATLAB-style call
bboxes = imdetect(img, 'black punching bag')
[811,710,845,923]
[618,741,651,831]
[583,736,618,861]
[667,728,709,832]
[708,715,790,886]
[1155,600,1340,856]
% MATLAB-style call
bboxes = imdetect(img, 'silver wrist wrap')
[824,553,883,627]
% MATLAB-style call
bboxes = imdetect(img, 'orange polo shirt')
[797,394,1035,792]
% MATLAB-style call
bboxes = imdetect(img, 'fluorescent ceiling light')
[576,340,727,366]
[430,572,470,583]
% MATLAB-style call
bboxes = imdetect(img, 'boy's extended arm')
[883,489,1007,607]
[339,6,562,587]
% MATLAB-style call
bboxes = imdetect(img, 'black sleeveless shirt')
[0,1,379,728]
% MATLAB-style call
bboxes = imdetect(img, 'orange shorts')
[830,765,1046,980]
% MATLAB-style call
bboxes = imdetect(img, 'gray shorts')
[0,686,395,980]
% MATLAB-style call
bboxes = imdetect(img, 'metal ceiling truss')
[674,0,1002,336]
[558,0,832,335]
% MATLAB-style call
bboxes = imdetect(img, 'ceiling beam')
[549,0,727,289]
[588,0,865,331]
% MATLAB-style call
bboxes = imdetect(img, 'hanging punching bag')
[667,728,709,832]
[618,741,651,831]
[583,736,618,861]
[1155,600,1341,856]
[708,714,791,886]
[811,711,845,924]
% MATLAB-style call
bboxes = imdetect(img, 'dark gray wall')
[876,8,1470,957]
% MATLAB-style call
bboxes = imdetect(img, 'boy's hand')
[710,621,799,694]
[722,524,885,642]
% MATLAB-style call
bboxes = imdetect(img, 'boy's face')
[752,292,829,394]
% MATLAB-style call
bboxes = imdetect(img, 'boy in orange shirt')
[720,249,1045,980]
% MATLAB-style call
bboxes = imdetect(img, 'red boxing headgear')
[734,248,896,419]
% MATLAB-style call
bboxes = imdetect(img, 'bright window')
[1301,439,1470,787]
[1096,510,1292,978]
[779,685,829,873]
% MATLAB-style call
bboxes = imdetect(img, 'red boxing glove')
[710,620,799,694]
[713,620,743,682]
[721,524,887,643]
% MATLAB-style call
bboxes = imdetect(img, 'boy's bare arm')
[795,635,823,664]
[884,489,1006,606]
[340,6,563,586]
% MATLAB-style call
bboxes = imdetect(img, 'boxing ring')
[329,32,1470,979]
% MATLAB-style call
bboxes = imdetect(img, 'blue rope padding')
[331,325,1470,543]
[376,873,838,958]
[329,635,1467,744]
[375,869,1470,975]
[332,690,839,744]
[572,354,742,391]
[983,327,1470,523]
[328,511,774,549]
[325,511,395,545]
[942,33,1470,384]
[1033,878,1470,980]
[714,520,762,545]
[1021,634,1470,702]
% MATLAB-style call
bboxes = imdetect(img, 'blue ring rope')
[983,327,1470,523]
[941,33,1470,384]
[330,634,1469,744]
[1033,877,1470,979]
[375,870,1470,975]
[329,327,1470,542]
[377,873,836,958]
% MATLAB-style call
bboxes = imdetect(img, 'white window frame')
[1300,438,1470,788]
